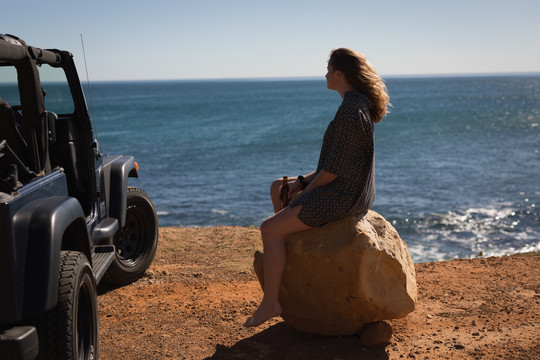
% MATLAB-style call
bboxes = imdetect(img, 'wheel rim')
[114,201,153,268]
[77,277,95,360]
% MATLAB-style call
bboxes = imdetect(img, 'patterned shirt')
[290,90,375,227]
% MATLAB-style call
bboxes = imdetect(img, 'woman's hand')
[288,178,303,200]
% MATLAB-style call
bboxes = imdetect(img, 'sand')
[97,226,539,359]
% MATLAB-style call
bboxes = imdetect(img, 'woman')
[244,48,390,328]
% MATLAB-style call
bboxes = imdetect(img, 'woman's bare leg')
[243,205,310,327]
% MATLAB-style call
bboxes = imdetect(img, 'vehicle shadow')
[97,283,121,296]
[205,322,389,360]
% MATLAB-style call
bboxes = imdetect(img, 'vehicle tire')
[104,186,158,285]
[34,251,98,360]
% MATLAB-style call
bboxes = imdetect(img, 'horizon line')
[87,71,540,83]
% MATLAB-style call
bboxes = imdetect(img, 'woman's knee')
[270,178,282,197]
[260,216,287,241]
[260,218,276,239]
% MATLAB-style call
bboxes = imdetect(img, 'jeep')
[0,34,159,359]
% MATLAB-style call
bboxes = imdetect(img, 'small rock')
[359,321,393,347]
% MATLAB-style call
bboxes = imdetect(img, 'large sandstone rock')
[253,210,417,336]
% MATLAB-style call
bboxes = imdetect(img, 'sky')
[3,0,540,81]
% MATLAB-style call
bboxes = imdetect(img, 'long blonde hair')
[329,48,390,123]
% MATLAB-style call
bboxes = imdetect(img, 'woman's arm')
[303,170,337,192]
[303,171,316,183]
[289,170,337,198]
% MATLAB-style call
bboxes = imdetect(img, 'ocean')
[5,75,540,262]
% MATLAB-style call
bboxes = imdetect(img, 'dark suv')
[0,34,159,359]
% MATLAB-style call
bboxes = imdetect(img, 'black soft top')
[0,34,61,66]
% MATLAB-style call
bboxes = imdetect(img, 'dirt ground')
[97,226,539,359]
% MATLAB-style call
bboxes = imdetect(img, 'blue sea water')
[4,75,540,262]
[86,75,540,263]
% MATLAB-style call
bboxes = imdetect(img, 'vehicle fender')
[15,196,88,314]
[108,155,137,228]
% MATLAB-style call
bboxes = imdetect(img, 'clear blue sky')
[4,0,539,81]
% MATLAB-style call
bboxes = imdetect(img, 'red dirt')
[97,226,539,359]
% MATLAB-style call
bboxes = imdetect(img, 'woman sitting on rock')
[244,48,391,328]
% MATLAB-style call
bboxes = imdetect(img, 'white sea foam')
[405,201,539,262]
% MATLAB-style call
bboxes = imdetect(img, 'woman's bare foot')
[243,301,282,328]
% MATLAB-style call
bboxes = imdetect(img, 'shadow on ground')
[205,323,389,360]
[97,283,122,296]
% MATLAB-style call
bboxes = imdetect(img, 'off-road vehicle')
[0,34,159,359]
